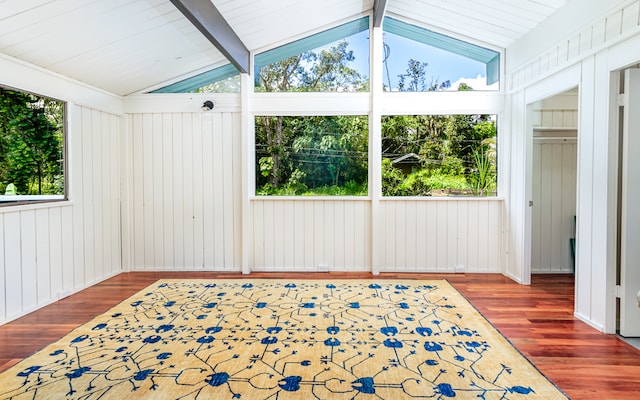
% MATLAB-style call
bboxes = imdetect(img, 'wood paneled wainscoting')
[0,272,638,399]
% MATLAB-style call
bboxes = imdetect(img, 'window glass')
[255,18,369,92]
[382,18,499,92]
[255,115,368,196]
[0,86,66,204]
[152,64,240,93]
[197,74,240,93]
[382,114,497,196]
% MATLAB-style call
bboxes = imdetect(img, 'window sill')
[251,196,370,201]
[0,197,71,213]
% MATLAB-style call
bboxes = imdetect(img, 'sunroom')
[1,0,640,397]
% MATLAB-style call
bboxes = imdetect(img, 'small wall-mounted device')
[201,100,214,111]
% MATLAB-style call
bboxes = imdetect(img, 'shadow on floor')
[618,335,640,350]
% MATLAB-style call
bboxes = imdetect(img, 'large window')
[0,86,66,204]
[253,18,371,197]
[255,115,368,196]
[382,114,497,197]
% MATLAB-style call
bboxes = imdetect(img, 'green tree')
[257,40,366,93]
[381,158,406,196]
[256,115,368,195]
[397,58,451,92]
[0,87,64,195]
[293,115,367,189]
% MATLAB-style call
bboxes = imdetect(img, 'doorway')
[530,88,579,274]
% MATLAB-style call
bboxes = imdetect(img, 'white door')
[620,68,640,337]
[531,137,577,273]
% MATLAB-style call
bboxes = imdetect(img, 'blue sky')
[345,30,497,91]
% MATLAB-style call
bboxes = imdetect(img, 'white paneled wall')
[0,105,122,324]
[75,107,122,285]
[506,0,640,332]
[379,199,502,272]
[510,0,640,91]
[531,139,577,273]
[124,98,505,275]
[533,110,578,129]
[252,199,371,271]
[1,205,72,321]
[126,112,242,271]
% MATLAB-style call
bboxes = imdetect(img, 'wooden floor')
[1,272,639,399]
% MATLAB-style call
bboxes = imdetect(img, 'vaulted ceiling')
[0,0,569,96]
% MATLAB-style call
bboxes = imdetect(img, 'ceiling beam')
[170,0,250,73]
[373,0,389,27]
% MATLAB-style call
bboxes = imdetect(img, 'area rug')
[0,280,568,399]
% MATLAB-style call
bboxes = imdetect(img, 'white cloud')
[448,75,499,91]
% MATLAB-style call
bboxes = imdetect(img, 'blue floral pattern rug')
[0,280,569,399]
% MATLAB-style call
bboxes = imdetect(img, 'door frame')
[617,67,640,336]
[523,66,581,286]
[603,39,640,333]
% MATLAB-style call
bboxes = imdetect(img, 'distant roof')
[392,153,422,164]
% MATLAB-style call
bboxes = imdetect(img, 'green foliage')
[0,87,64,195]
[469,142,497,197]
[401,170,468,194]
[257,40,367,93]
[381,158,405,196]
[253,38,497,197]
[382,158,469,196]
[258,157,274,177]
[256,180,366,196]
[381,113,497,196]
[256,115,368,196]
[440,157,465,176]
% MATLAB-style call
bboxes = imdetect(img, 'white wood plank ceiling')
[0,0,569,96]
[387,0,570,48]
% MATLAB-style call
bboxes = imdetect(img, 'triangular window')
[255,17,370,92]
[382,17,500,92]
[152,63,240,93]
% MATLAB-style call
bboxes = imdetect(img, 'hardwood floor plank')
[0,272,639,398]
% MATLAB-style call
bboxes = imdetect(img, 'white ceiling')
[387,0,569,49]
[0,0,569,96]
